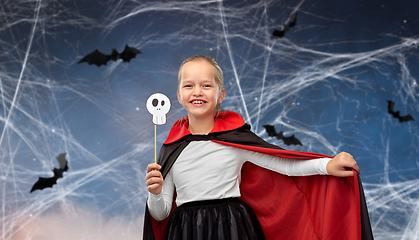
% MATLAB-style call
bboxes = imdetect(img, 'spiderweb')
[1,0,418,239]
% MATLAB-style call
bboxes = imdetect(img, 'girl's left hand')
[326,152,360,177]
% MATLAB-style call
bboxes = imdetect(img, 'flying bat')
[387,100,414,122]
[271,12,298,39]
[263,124,303,146]
[30,153,69,193]
[77,44,142,67]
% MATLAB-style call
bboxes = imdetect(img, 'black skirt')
[163,198,266,240]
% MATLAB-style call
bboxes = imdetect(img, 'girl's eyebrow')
[180,80,193,84]
[200,79,215,83]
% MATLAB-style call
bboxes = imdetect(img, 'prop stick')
[146,93,171,164]
[154,124,156,163]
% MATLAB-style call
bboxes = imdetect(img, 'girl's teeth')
[193,101,204,104]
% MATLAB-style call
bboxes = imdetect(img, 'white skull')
[146,93,171,125]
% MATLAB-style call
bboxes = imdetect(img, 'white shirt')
[148,141,331,221]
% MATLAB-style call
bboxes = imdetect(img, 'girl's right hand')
[145,163,163,195]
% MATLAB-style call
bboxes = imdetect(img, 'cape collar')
[164,111,246,144]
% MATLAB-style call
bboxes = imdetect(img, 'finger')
[145,170,162,181]
[147,182,162,193]
[147,163,161,172]
[146,170,162,177]
[146,179,160,188]
[343,159,360,175]
[146,177,163,187]
[340,167,355,177]
[147,182,162,192]
[353,164,361,175]
[146,163,161,173]
[148,184,160,191]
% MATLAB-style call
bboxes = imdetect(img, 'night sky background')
[1,0,419,239]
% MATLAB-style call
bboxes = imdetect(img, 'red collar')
[164,111,246,144]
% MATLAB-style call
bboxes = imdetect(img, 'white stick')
[154,124,156,164]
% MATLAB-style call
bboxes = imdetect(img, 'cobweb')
[1,0,418,239]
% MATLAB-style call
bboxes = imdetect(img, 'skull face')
[146,93,171,125]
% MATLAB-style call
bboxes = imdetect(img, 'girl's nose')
[193,87,203,96]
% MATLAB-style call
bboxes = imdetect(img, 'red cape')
[143,111,373,240]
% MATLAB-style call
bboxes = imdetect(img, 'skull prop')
[146,93,171,125]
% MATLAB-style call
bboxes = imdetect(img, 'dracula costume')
[143,111,373,240]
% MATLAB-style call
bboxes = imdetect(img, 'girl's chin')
[187,108,215,118]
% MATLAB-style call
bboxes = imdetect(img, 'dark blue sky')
[1,0,419,239]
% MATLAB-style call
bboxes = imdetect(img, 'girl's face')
[178,60,225,119]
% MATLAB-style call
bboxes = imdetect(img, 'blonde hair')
[177,55,224,113]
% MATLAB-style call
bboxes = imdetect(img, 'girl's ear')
[218,89,226,104]
[177,90,181,103]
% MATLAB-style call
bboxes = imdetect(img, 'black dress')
[163,198,266,240]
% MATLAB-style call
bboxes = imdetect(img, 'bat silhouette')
[30,153,69,193]
[263,124,303,146]
[271,12,298,39]
[77,45,142,67]
[387,100,414,122]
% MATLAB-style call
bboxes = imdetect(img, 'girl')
[143,55,371,240]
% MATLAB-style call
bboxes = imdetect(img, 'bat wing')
[387,100,395,114]
[263,125,278,137]
[30,176,57,193]
[119,45,142,62]
[271,29,285,39]
[56,153,69,172]
[77,49,111,67]
[399,114,414,122]
[282,134,303,146]
[288,12,297,27]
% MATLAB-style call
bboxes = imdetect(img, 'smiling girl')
[143,55,372,240]
[176,57,226,134]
